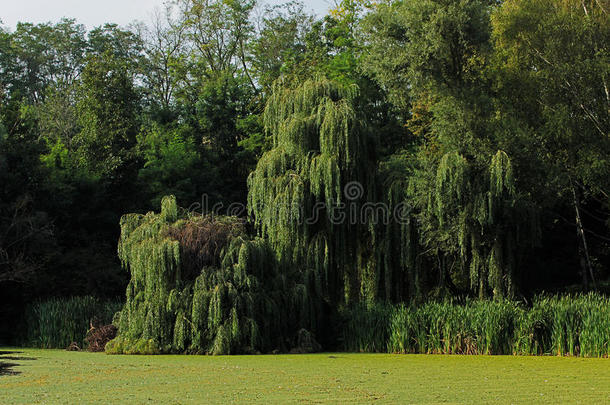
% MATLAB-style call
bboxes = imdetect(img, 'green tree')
[176,0,256,85]
[362,0,540,298]
[0,119,55,284]
[139,6,188,112]
[74,52,140,177]
[110,196,315,354]
[137,122,219,208]
[248,77,379,305]
[87,23,143,67]
[492,0,610,288]
[2,19,87,104]
[176,71,261,204]
[250,1,316,91]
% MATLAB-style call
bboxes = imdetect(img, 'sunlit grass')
[1,348,609,404]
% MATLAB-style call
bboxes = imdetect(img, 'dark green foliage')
[422,150,539,298]
[362,0,546,300]
[75,52,140,177]
[23,296,122,349]
[136,123,211,208]
[188,72,261,204]
[0,19,88,104]
[87,24,143,63]
[341,294,610,357]
[0,121,55,284]
[109,196,315,354]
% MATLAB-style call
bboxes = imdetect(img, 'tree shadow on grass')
[0,350,38,376]
[0,361,20,376]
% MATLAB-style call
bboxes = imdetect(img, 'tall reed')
[342,294,610,357]
[340,303,393,352]
[24,296,122,349]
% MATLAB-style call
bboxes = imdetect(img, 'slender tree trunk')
[437,253,443,288]
[479,275,485,300]
[572,184,597,290]
[239,38,258,94]
[579,253,589,290]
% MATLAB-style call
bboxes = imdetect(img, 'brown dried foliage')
[166,215,246,280]
[85,324,118,352]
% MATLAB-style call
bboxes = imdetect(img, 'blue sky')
[1,0,333,30]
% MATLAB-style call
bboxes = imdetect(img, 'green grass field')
[1,349,609,404]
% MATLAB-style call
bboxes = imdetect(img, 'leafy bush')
[105,336,162,355]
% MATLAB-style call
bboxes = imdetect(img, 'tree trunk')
[437,253,445,289]
[572,184,596,290]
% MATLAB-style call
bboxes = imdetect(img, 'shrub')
[105,336,161,355]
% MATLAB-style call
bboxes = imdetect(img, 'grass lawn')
[1,349,609,404]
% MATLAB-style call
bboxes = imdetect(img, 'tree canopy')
[0,0,608,348]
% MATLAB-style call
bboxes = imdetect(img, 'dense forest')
[0,0,609,351]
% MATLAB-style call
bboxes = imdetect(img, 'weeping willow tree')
[248,77,379,305]
[107,195,316,354]
[410,150,540,299]
[377,152,421,302]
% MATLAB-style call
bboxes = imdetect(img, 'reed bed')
[23,296,122,349]
[341,294,610,357]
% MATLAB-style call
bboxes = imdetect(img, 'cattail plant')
[24,296,121,349]
[344,294,610,357]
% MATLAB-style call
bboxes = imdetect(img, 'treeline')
[1,0,609,345]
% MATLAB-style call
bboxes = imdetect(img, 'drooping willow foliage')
[108,195,315,354]
[109,77,542,355]
[377,152,420,302]
[413,150,539,298]
[247,77,539,303]
[248,77,380,305]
